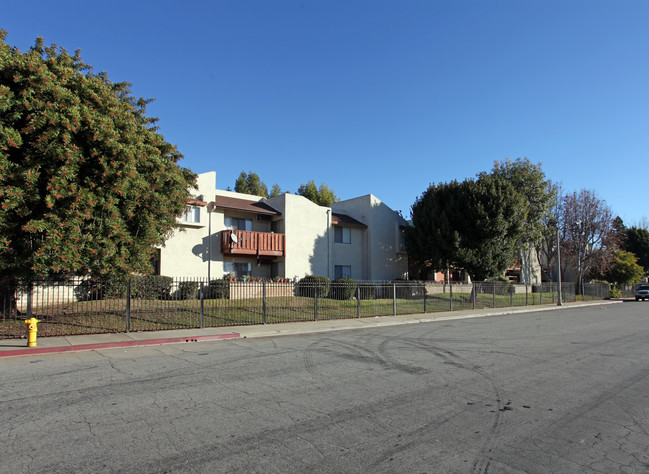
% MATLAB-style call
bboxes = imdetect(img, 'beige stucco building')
[157,172,409,281]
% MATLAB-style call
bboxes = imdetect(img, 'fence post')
[199,281,205,328]
[492,283,496,308]
[314,284,318,322]
[423,287,427,313]
[357,285,361,318]
[472,283,476,310]
[125,279,131,332]
[526,283,528,306]
[540,283,543,305]
[510,287,513,307]
[26,282,33,319]
[450,283,453,311]
[393,283,397,315]
[263,280,267,324]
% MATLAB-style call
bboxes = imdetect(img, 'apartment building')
[157,172,409,281]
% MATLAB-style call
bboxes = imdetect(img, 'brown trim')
[212,196,281,216]
[187,198,208,206]
[332,212,367,229]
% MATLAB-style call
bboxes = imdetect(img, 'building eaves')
[332,212,367,229]
[212,195,281,216]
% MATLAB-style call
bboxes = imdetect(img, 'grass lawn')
[0,289,567,339]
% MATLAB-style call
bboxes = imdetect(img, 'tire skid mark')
[389,335,505,474]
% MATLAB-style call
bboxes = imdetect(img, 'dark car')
[635,284,649,301]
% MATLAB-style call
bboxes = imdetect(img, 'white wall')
[265,193,331,279]
[332,194,408,281]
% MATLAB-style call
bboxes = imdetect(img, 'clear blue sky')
[3,1,648,224]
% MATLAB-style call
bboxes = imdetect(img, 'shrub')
[295,275,330,298]
[202,279,230,299]
[176,281,199,300]
[328,278,357,300]
[75,279,113,301]
[132,276,173,300]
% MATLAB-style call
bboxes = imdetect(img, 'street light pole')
[557,224,562,306]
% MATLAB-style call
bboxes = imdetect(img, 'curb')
[0,333,240,358]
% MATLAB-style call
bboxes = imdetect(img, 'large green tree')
[406,175,527,281]
[623,227,649,274]
[0,32,195,282]
[482,158,555,283]
[296,180,339,206]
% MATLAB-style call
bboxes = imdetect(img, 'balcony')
[221,230,285,257]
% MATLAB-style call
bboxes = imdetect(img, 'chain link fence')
[1,277,604,339]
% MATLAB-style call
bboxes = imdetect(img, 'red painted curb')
[0,333,240,358]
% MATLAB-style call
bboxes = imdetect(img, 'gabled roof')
[212,196,281,216]
[332,212,367,229]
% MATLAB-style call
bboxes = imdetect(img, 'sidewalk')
[0,300,620,358]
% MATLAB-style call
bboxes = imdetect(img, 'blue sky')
[3,1,648,224]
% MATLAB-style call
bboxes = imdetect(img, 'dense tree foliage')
[296,180,339,207]
[0,31,195,281]
[603,250,644,286]
[623,227,649,274]
[481,158,555,246]
[234,170,270,198]
[406,175,527,281]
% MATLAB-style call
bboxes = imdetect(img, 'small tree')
[234,170,269,198]
[296,180,339,206]
[604,250,644,287]
[623,227,649,274]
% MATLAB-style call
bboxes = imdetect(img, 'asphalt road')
[3,302,649,473]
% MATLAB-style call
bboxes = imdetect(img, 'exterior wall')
[265,193,330,279]
[159,172,410,282]
[332,227,366,280]
[159,172,215,278]
[332,194,408,281]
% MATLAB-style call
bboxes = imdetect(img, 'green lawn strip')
[0,289,581,339]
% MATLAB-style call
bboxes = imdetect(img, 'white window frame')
[334,226,351,244]
[182,205,200,224]
[225,216,253,231]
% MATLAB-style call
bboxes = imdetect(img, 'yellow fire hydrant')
[24,317,41,347]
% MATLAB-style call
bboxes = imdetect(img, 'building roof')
[212,196,281,216]
[332,212,367,229]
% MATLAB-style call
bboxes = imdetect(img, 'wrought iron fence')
[0,277,599,339]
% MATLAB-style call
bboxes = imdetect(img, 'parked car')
[635,284,649,301]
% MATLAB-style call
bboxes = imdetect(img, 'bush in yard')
[295,275,330,298]
[202,279,230,299]
[176,281,199,300]
[131,276,173,300]
[328,278,356,300]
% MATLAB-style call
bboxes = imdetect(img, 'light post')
[557,223,562,306]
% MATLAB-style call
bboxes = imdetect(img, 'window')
[334,265,352,279]
[182,205,200,223]
[224,261,252,278]
[225,217,252,231]
[334,226,351,244]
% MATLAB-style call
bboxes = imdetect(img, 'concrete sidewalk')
[0,300,620,358]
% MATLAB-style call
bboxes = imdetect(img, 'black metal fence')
[0,277,605,339]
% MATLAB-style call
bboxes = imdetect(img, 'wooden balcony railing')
[221,230,285,257]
